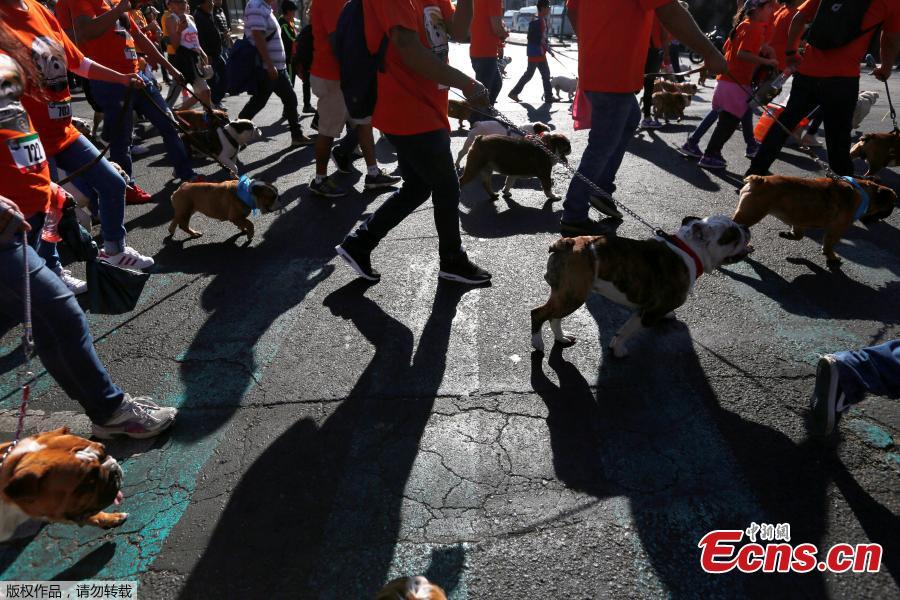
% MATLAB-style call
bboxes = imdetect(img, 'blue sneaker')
[698,154,727,170]
[640,117,663,130]
[745,141,761,158]
[677,140,703,158]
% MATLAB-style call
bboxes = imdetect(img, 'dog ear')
[717,225,741,246]
[4,470,42,502]
[681,216,702,226]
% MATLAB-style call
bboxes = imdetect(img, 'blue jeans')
[834,340,900,406]
[91,74,195,181]
[471,57,502,122]
[0,237,124,423]
[349,129,462,257]
[25,212,60,274]
[48,134,127,251]
[563,91,641,222]
[689,108,756,147]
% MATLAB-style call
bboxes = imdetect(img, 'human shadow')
[528,297,833,597]
[628,132,722,192]
[721,256,900,324]
[51,542,117,580]
[180,279,473,598]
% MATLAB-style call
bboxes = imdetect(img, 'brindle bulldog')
[532,216,751,358]
[849,131,900,176]
[0,428,126,541]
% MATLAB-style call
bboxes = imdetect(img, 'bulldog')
[675,82,699,96]
[850,131,900,176]
[531,216,751,358]
[376,576,447,600]
[174,107,230,133]
[448,99,474,130]
[653,78,678,93]
[652,91,691,123]
[180,117,262,175]
[550,75,578,101]
[0,428,126,541]
[734,175,897,265]
[455,120,551,168]
[169,176,280,241]
[459,133,571,202]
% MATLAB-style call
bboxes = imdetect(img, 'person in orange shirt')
[560,0,726,235]
[640,16,669,129]
[335,0,493,286]
[769,0,801,70]
[748,0,900,177]
[469,0,507,114]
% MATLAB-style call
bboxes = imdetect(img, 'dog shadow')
[526,298,836,597]
[179,279,472,597]
[721,256,900,324]
[518,102,559,126]
[457,180,562,238]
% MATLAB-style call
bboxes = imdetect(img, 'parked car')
[503,9,518,31]
[514,6,537,32]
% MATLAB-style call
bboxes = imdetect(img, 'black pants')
[748,74,859,176]
[240,68,301,136]
[641,47,662,118]
[705,110,743,157]
[510,60,552,100]
[300,69,311,108]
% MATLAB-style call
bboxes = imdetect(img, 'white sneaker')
[99,246,155,271]
[92,394,177,439]
[800,133,821,147]
[130,144,150,156]
[53,267,88,295]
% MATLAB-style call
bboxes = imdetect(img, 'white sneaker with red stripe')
[99,246,155,271]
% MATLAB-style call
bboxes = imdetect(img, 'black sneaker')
[310,176,348,198]
[332,147,353,173]
[364,169,401,190]
[310,112,319,131]
[810,354,849,436]
[302,104,315,114]
[589,192,623,219]
[291,132,315,147]
[335,239,380,282]
[438,253,492,285]
[560,218,615,237]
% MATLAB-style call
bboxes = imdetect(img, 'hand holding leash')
[123,73,146,89]
[703,52,728,77]
[463,79,490,108]
[873,64,892,83]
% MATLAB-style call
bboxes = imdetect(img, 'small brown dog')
[447,99,474,130]
[675,82,699,96]
[376,576,447,600]
[849,131,900,176]
[173,108,229,133]
[698,66,709,87]
[169,177,280,242]
[652,91,691,123]
[653,78,678,93]
[734,175,897,265]
[459,132,572,202]
[0,428,126,541]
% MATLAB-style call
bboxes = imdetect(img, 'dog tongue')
[114,491,124,505]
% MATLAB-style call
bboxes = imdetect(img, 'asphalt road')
[1,41,899,599]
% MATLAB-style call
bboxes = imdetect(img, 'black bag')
[806,0,878,50]
[58,197,98,262]
[333,0,388,120]
[226,29,277,96]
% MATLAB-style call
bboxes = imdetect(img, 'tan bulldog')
[168,177,281,242]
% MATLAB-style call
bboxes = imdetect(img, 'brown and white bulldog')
[0,428,126,541]
[734,175,897,265]
[180,116,262,175]
[459,133,572,202]
[849,131,900,176]
[376,576,447,600]
[531,216,751,358]
[169,177,281,241]
[448,99,474,130]
[651,91,691,123]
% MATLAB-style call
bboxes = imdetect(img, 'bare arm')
[655,0,726,74]
[133,27,182,79]
[391,27,470,89]
[787,9,810,51]
[445,0,473,43]
[166,13,183,50]
[73,0,131,42]
[874,30,900,81]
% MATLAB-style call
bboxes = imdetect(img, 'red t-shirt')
[717,19,766,86]
[0,87,52,217]
[310,0,343,80]
[66,0,140,75]
[574,0,670,93]
[650,16,664,49]
[769,5,798,71]
[798,0,900,78]
[470,0,502,58]
[0,0,86,156]
[364,0,454,135]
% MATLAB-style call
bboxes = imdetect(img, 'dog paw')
[555,334,577,348]
[87,511,128,529]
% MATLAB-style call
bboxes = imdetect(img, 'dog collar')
[237,175,257,214]
[656,230,704,282]
[841,176,870,221]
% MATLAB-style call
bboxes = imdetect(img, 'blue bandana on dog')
[236,175,257,214]
[841,176,870,221]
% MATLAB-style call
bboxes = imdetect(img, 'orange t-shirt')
[717,20,766,86]
[470,0,502,58]
[66,0,140,75]
[310,0,344,80]
[769,5,798,71]
[798,0,900,78]
[364,0,455,135]
[0,97,52,218]
[649,16,664,49]
[576,0,671,93]
[1,0,86,156]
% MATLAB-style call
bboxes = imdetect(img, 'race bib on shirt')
[124,46,138,61]
[7,133,48,174]
[47,100,72,120]
[423,5,450,90]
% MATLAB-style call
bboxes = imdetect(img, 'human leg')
[509,62,537,98]
[819,76,859,176]
[747,74,819,175]
[133,76,196,181]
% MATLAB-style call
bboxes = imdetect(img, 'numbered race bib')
[124,46,138,60]
[48,101,72,120]
[7,133,48,174]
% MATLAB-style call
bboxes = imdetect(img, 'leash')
[451,90,660,234]
[546,52,577,79]
[644,65,706,78]
[1,233,34,468]
[885,79,899,133]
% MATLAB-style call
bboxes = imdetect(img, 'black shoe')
[332,147,353,173]
[364,169,402,189]
[589,193,623,219]
[302,104,315,114]
[310,112,319,131]
[335,239,380,282]
[560,218,615,237]
[438,253,491,285]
